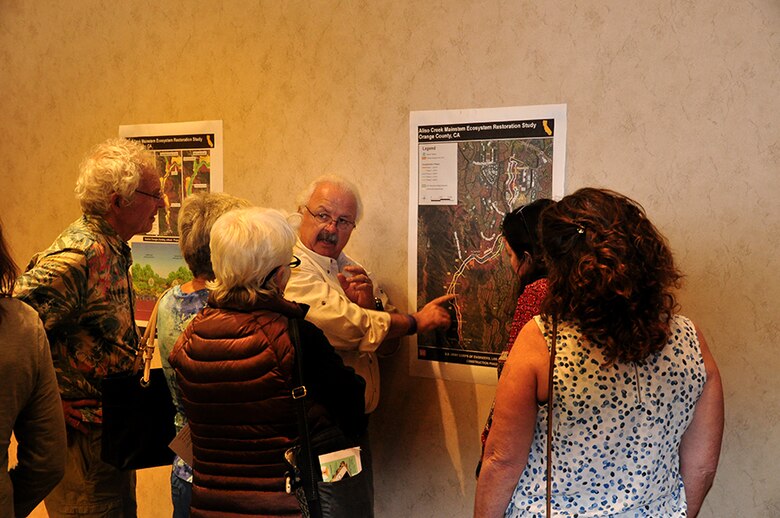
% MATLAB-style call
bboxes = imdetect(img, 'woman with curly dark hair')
[475,188,724,517]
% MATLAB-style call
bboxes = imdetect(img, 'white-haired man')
[285,176,454,412]
[284,175,453,514]
[14,137,164,517]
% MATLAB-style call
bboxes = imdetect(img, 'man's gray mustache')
[317,232,338,245]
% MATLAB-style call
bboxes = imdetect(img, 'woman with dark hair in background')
[496,199,556,376]
[477,199,554,477]
[475,188,723,517]
[0,219,66,516]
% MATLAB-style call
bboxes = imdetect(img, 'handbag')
[283,319,374,518]
[100,289,177,470]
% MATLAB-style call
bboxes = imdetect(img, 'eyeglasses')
[261,256,301,286]
[135,189,164,201]
[515,204,532,239]
[304,206,356,231]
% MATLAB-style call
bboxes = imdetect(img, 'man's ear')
[102,193,124,233]
[108,193,124,213]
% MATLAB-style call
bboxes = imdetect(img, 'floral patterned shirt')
[13,215,139,423]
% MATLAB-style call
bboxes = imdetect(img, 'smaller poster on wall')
[119,120,224,322]
[409,105,566,385]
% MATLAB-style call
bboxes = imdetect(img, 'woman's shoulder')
[161,284,208,302]
[1,297,43,328]
[509,318,550,364]
[516,278,548,316]
[667,314,700,347]
[526,277,549,292]
[670,313,693,328]
[0,298,47,357]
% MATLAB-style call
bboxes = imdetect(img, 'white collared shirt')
[284,239,393,413]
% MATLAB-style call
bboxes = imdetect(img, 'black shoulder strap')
[289,319,321,513]
[546,316,558,518]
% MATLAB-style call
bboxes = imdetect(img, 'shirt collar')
[83,214,132,263]
[295,238,347,272]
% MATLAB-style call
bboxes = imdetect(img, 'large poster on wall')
[119,120,224,322]
[408,105,566,385]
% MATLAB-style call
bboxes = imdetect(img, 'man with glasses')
[14,137,164,517]
[285,175,453,513]
[286,175,454,413]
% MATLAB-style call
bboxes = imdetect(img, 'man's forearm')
[386,312,415,340]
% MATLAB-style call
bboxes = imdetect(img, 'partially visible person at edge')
[283,175,455,513]
[14,138,165,517]
[0,218,66,517]
[476,198,554,478]
[475,188,724,518]
[155,193,250,518]
[169,207,367,517]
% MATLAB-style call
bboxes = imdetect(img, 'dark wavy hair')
[501,198,555,287]
[0,219,19,324]
[539,188,682,364]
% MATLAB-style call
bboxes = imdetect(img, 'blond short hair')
[178,193,252,279]
[75,138,156,215]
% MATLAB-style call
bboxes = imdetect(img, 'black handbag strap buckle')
[291,385,307,399]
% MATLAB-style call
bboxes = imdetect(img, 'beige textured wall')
[2,1,778,516]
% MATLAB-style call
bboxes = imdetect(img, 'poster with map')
[119,120,224,322]
[409,105,566,385]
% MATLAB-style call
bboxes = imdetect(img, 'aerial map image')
[416,137,554,367]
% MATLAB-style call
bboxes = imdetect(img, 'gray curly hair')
[75,137,156,215]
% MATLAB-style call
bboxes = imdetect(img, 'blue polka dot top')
[505,315,706,517]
